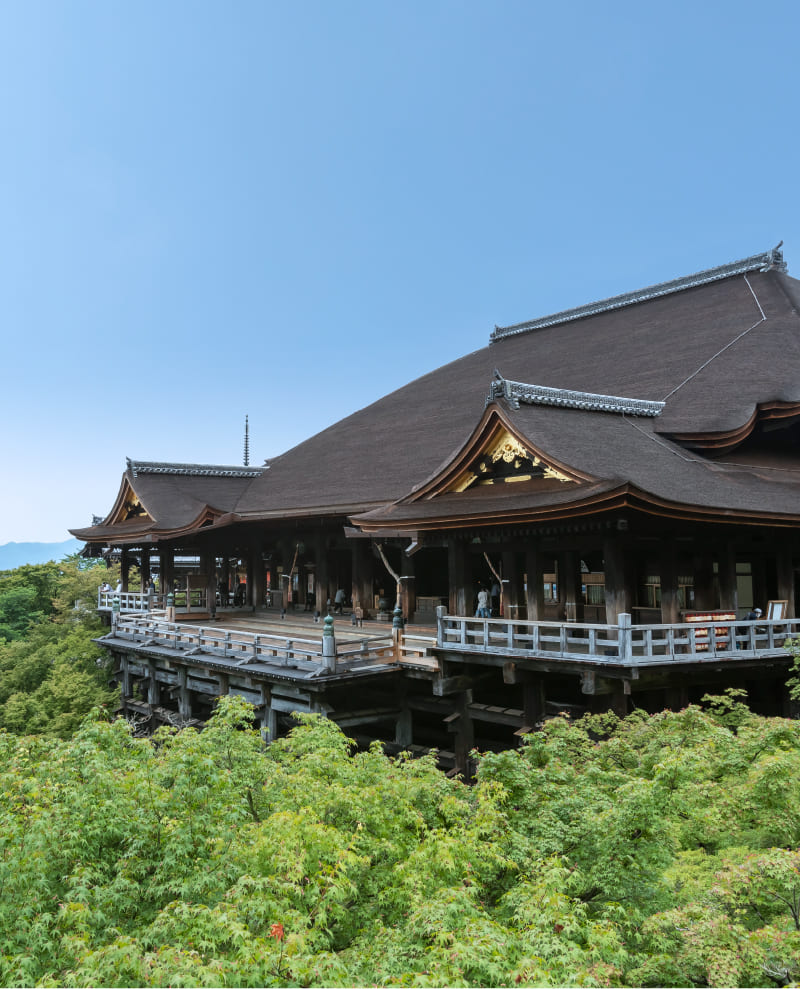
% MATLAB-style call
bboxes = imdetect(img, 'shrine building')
[71,245,800,763]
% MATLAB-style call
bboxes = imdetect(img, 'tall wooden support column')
[140,548,151,586]
[776,548,795,618]
[609,683,629,718]
[260,684,278,742]
[250,543,263,611]
[147,660,160,706]
[693,555,716,610]
[315,533,330,611]
[352,540,374,618]
[395,681,413,747]
[245,549,255,608]
[401,550,416,621]
[522,675,546,731]
[161,545,175,597]
[120,547,131,591]
[501,550,522,619]
[752,555,768,612]
[200,552,215,617]
[219,557,230,604]
[525,546,545,621]
[717,543,738,616]
[450,690,474,777]
[448,539,473,616]
[120,653,132,707]
[603,534,632,624]
[659,540,681,624]
[665,684,689,711]
[559,550,582,622]
[177,667,192,722]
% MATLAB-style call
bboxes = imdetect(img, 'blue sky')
[1,0,798,543]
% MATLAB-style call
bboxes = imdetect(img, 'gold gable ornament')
[451,429,574,492]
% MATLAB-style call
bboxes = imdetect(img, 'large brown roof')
[72,248,800,542]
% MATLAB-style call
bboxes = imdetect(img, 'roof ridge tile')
[491,244,787,342]
[126,458,266,479]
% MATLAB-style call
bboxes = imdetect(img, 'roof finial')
[763,241,787,272]
[243,415,250,467]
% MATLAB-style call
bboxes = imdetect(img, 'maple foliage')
[1,693,800,986]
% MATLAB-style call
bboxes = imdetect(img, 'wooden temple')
[72,245,800,767]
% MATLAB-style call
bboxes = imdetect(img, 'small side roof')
[69,460,265,543]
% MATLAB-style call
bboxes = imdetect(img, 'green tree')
[0,558,116,735]
[1,696,800,985]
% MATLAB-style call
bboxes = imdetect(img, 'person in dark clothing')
[738,607,762,648]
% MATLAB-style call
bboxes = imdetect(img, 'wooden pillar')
[448,539,473,616]
[259,684,278,741]
[717,542,738,616]
[147,660,160,706]
[315,533,330,612]
[219,557,230,605]
[450,690,474,777]
[659,539,681,624]
[609,681,628,718]
[352,540,374,618]
[501,550,522,620]
[396,682,413,747]
[559,550,582,622]
[200,552,215,617]
[140,548,151,586]
[751,554,768,613]
[776,548,794,619]
[665,684,689,711]
[246,550,255,608]
[120,653,132,707]
[401,550,416,622]
[161,545,175,597]
[251,542,263,611]
[177,666,192,722]
[525,545,545,621]
[693,554,716,610]
[603,533,632,624]
[120,547,131,591]
[522,675,546,730]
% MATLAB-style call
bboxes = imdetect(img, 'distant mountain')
[0,539,83,570]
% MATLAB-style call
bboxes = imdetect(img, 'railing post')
[436,605,446,648]
[392,604,404,663]
[322,614,336,672]
[618,613,632,664]
[112,595,120,631]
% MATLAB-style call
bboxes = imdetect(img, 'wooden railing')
[108,613,409,673]
[98,590,207,613]
[436,611,799,667]
[106,608,797,674]
[98,591,157,613]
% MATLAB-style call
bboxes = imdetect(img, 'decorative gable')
[105,477,154,526]
[449,428,575,492]
[407,404,591,503]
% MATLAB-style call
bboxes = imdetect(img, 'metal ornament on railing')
[322,613,336,671]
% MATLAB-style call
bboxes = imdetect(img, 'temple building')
[71,245,800,761]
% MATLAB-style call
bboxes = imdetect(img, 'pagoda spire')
[243,415,250,466]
